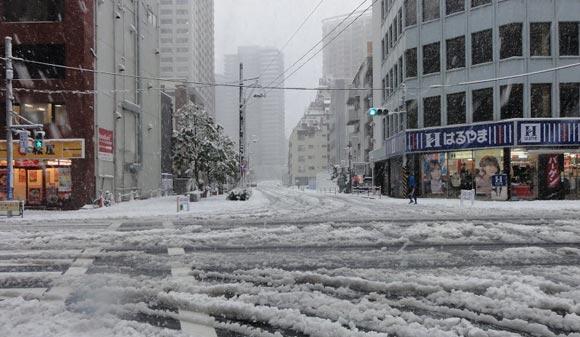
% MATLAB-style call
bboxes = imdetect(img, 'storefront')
[373,118,580,201]
[0,139,84,208]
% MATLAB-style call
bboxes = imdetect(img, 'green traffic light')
[368,108,377,116]
[34,139,42,150]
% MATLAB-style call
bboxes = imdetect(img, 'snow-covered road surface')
[1,183,580,337]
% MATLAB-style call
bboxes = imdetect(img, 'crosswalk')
[0,219,223,337]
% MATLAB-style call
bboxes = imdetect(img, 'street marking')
[44,248,100,302]
[108,221,123,230]
[168,247,217,337]
[0,288,47,299]
[179,311,218,337]
[168,247,185,256]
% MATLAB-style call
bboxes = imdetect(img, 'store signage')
[0,139,85,160]
[98,128,114,162]
[546,155,560,189]
[491,174,508,187]
[407,121,514,153]
[516,119,580,146]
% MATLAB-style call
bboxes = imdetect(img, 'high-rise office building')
[220,46,286,180]
[322,12,373,80]
[159,0,215,116]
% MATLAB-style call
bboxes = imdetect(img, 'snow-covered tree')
[172,102,239,189]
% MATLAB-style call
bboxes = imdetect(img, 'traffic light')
[33,130,45,153]
[18,130,31,155]
[368,108,388,116]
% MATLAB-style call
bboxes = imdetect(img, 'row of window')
[404,83,580,130]
[381,8,403,61]
[405,0,493,27]
[403,21,580,79]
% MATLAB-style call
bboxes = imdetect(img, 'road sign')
[0,139,85,160]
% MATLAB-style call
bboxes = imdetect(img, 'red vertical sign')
[546,154,560,189]
[98,128,114,162]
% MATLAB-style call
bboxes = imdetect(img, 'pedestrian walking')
[408,174,417,204]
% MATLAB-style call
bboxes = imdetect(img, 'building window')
[500,84,523,119]
[446,0,464,15]
[530,22,551,57]
[398,9,403,36]
[406,100,418,129]
[405,0,417,26]
[1,0,64,22]
[405,48,417,78]
[423,0,440,22]
[13,44,65,79]
[446,35,465,70]
[500,23,523,59]
[471,0,490,8]
[472,29,493,65]
[398,56,404,84]
[424,96,441,127]
[472,88,494,122]
[560,83,580,117]
[531,83,552,118]
[447,92,466,125]
[559,22,580,56]
[423,42,440,75]
[13,103,66,126]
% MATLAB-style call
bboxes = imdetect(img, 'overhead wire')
[254,0,327,82]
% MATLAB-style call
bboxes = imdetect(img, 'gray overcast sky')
[215,0,364,138]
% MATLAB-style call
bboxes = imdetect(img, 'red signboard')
[98,128,114,162]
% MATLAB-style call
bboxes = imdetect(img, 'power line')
[259,0,371,92]
[2,56,580,94]
[255,0,326,81]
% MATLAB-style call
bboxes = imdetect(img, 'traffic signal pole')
[5,37,13,200]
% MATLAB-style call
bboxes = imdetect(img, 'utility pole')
[238,63,245,187]
[347,143,353,194]
[5,37,13,200]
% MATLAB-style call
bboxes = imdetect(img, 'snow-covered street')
[2,183,580,337]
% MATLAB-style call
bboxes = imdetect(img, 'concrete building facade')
[371,0,580,200]
[0,0,163,209]
[288,91,331,187]
[159,0,215,116]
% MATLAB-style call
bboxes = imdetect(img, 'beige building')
[288,91,331,187]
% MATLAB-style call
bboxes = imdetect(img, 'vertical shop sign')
[547,155,560,189]
[98,128,114,162]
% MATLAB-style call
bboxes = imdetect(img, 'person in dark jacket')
[408,174,417,204]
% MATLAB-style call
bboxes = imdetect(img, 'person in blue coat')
[408,174,417,204]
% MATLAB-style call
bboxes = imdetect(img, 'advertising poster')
[539,154,564,200]
[422,153,447,195]
[58,167,72,192]
[98,128,114,162]
[474,150,503,197]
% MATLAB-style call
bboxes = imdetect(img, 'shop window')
[531,83,552,118]
[446,0,464,15]
[559,22,580,56]
[446,35,465,70]
[405,47,417,78]
[423,42,440,75]
[472,87,494,122]
[560,83,580,117]
[500,23,523,59]
[474,149,504,199]
[12,44,65,79]
[500,84,523,119]
[404,0,417,26]
[2,0,64,22]
[423,96,441,127]
[13,103,66,126]
[423,0,440,22]
[471,0,490,8]
[472,29,493,65]
[530,22,551,57]
[406,99,418,129]
[447,92,466,125]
